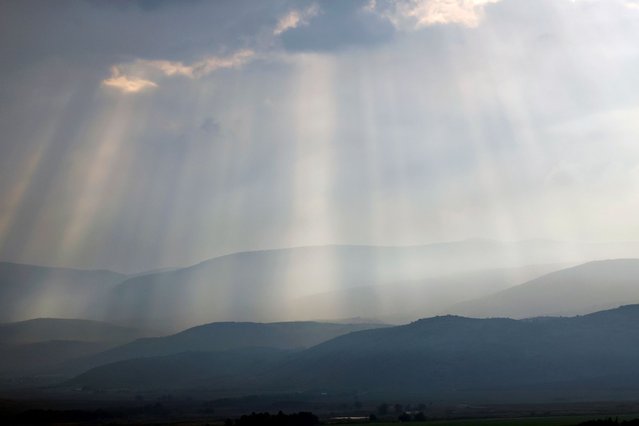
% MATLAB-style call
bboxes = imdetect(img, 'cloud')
[273,4,321,35]
[101,66,158,93]
[277,0,504,52]
[144,49,255,79]
[144,60,195,77]
[101,49,255,93]
[372,0,503,29]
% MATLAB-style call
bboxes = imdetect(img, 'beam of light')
[51,96,143,267]
[0,143,47,247]
[441,36,545,269]
[0,93,74,262]
[288,54,338,254]
[275,53,344,319]
[0,89,147,321]
[175,77,276,325]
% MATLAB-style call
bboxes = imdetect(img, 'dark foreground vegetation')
[2,409,639,426]
[577,419,639,425]
[226,411,319,426]
[1,397,639,426]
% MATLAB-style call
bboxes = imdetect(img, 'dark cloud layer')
[0,0,286,69]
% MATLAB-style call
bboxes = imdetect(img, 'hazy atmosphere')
[2,1,639,425]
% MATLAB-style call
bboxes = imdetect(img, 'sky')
[1,0,639,273]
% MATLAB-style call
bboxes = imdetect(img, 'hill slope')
[0,318,146,345]
[71,348,291,390]
[270,305,639,394]
[447,259,639,318]
[69,305,639,402]
[69,321,386,374]
[290,263,565,323]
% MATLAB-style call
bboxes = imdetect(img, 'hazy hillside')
[99,241,639,329]
[69,321,386,374]
[4,243,639,331]
[69,305,639,401]
[290,264,566,323]
[0,319,149,375]
[0,318,146,345]
[0,262,125,322]
[447,259,639,318]
[0,341,111,375]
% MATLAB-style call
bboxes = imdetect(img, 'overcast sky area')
[1,0,639,273]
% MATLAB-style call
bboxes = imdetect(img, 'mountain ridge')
[68,305,639,401]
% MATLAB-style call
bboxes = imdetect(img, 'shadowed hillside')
[0,319,148,375]
[69,305,639,402]
[66,321,386,375]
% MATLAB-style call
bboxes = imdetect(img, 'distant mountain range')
[447,259,639,318]
[290,263,565,324]
[94,240,639,329]
[69,305,639,402]
[7,256,639,388]
[4,240,639,329]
